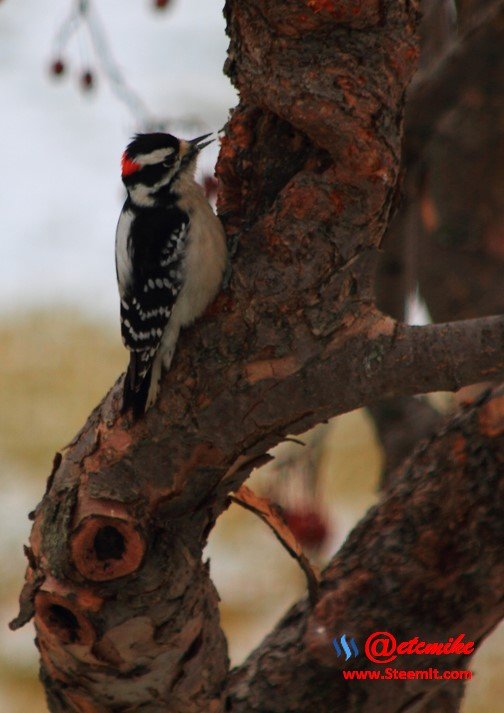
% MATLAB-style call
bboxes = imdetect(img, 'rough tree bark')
[225,387,504,713]
[372,0,504,518]
[11,1,504,712]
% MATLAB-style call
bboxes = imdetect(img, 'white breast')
[115,208,134,297]
[170,177,227,329]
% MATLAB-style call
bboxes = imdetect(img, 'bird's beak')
[189,133,215,151]
[179,134,214,164]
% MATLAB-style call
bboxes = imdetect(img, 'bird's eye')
[162,149,175,168]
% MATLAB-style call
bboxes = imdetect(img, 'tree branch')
[12,1,504,711]
[225,387,504,712]
[13,306,504,710]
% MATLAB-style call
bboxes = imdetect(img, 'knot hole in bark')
[46,604,79,643]
[70,515,146,581]
[93,526,126,561]
[34,591,96,646]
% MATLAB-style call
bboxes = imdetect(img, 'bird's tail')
[122,352,161,420]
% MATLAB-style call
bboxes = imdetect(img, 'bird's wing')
[117,207,189,393]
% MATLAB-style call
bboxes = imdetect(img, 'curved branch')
[226,387,504,712]
[13,306,504,710]
[12,1,504,711]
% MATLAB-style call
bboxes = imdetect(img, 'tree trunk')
[12,1,504,711]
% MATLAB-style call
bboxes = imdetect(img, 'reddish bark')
[369,7,503,707]
[226,388,504,713]
[12,1,504,711]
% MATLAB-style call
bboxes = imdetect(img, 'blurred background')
[0,1,502,711]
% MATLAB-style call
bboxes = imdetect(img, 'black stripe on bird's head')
[121,132,214,203]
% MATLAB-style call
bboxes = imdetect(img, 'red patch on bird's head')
[121,152,141,177]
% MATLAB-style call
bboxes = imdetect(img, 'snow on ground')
[0,0,236,319]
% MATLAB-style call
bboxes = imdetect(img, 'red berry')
[50,59,65,77]
[80,71,94,91]
[154,0,171,9]
[285,508,329,551]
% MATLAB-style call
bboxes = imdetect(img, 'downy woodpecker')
[116,132,227,418]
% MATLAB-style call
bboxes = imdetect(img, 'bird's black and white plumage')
[115,132,227,418]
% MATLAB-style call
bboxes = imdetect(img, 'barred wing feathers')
[116,203,189,416]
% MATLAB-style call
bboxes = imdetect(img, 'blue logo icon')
[333,634,359,660]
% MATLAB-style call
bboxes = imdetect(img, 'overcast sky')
[0,0,236,319]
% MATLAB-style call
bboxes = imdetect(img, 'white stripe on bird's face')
[135,147,176,166]
[127,168,180,207]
